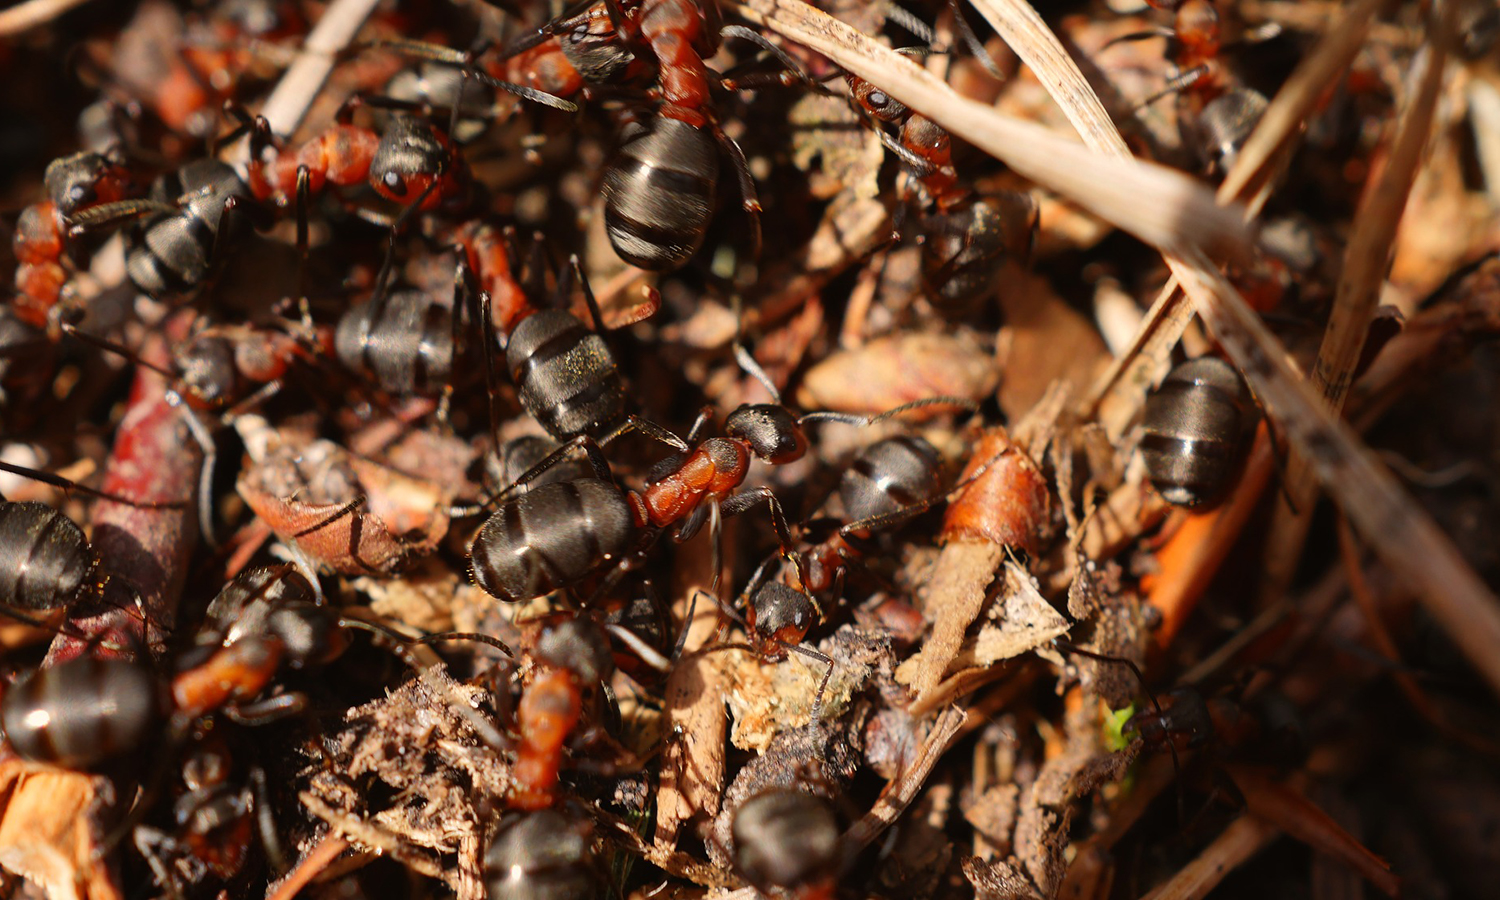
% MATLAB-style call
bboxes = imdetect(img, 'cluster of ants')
[0,0,1325,897]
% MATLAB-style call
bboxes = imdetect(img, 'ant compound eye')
[866,90,889,109]
[382,172,408,197]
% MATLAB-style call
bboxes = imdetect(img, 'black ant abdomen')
[0,500,94,613]
[2,655,163,769]
[602,117,720,272]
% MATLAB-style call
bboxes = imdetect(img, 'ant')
[510,617,617,811]
[0,459,188,630]
[840,71,1038,317]
[131,733,273,897]
[11,151,138,329]
[593,0,813,271]
[1139,356,1256,508]
[1106,0,1273,174]
[0,562,508,783]
[58,157,254,303]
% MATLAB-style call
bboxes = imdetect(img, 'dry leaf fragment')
[0,759,122,900]
[967,563,1070,668]
[942,428,1052,554]
[796,333,999,415]
[963,857,1044,900]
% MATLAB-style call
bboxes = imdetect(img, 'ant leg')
[1138,64,1211,109]
[501,435,614,501]
[600,415,690,454]
[713,126,762,263]
[133,826,186,900]
[0,458,187,510]
[164,393,222,549]
[684,406,716,444]
[248,767,287,873]
[224,693,307,725]
[720,486,803,580]
[785,642,835,720]
[731,326,783,404]
[717,26,825,91]
[293,166,314,329]
[946,0,1007,80]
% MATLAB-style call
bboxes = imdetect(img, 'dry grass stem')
[729,0,1253,263]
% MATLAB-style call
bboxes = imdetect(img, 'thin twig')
[1261,13,1454,600]
[0,0,92,36]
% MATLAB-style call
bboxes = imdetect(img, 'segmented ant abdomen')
[1,655,162,768]
[44,151,131,216]
[602,117,719,271]
[127,160,248,297]
[1140,356,1254,508]
[1193,86,1268,176]
[747,581,816,653]
[335,289,454,397]
[730,789,841,897]
[485,809,598,900]
[469,479,634,602]
[838,435,944,527]
[536,617,614,684]
[506,309,626,440]
[922,192,1037,316]
[0,501,92,611]
[725,404,806,464]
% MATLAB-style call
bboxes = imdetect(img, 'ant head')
[747,581,816,652]
[556,17,637,84]
[536,617,614,685]
[174,334,239,409]
[485,807,597,900]
[369,116,461,207]
[43,151,131,216]
[731,789,841,897]
[725,404,807,464]
[846,77,909,125]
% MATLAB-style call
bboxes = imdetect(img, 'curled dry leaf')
[237,439,448,575]
[895,541,1005,699]
[943,428,1052,554]
[795,332,998,415]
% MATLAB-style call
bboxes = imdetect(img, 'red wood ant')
[510,617,615,811]
[1106,0,1273,174]
[841,71,1038,316]
[11,151,138,329]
